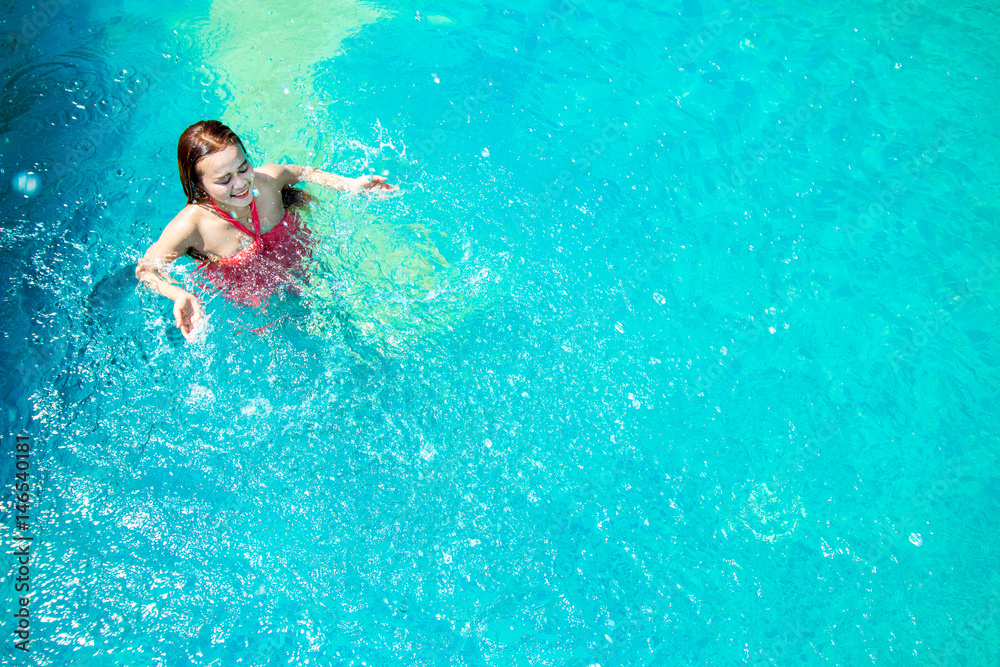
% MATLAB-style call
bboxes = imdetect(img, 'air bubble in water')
[12,171,41,197]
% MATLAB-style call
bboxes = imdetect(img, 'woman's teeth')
[233,187,249,198]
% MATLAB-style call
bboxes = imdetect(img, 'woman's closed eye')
[217,164,250,184]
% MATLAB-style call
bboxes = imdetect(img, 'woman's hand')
[172,291,205,340]
[350,175,397,192]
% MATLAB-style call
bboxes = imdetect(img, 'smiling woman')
[135,120,394,338]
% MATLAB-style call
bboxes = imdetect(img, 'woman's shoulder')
[171,203,212,230]
[254,164,301,190]
[253,164,288,178]
[253,164,284,181]
[159,204,218,245]
[145,204,211,259]
[249,167,289,202]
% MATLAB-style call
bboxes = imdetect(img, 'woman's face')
[197,144,255,207]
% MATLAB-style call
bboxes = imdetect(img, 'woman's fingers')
[190,297,204,322]
[174,295,203,337]
[369,176,397,191]
[349,174,397,194]
[174,303,187,331]
[359,175,397,191]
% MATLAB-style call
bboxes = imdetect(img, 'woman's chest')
[199,204,286,259]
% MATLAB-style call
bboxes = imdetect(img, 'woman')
[136,120,393,339]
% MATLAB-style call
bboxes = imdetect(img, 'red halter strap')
[209,196,260,242]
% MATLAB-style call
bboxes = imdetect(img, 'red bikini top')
[197,196,312,308]
[207,196,299,265]
[210,196,263,251]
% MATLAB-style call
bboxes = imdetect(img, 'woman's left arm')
[272,164,395,192]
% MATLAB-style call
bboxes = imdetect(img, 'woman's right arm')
[135,212,205,338]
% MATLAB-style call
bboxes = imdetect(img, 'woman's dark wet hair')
[177,120,313,211]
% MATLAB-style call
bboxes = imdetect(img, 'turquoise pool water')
[2,0,999,664]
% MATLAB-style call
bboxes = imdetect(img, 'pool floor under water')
[2,0,1000,664]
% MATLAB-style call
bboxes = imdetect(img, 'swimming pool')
[2,0,999,663]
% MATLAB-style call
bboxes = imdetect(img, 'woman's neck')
[210,197,253,221]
